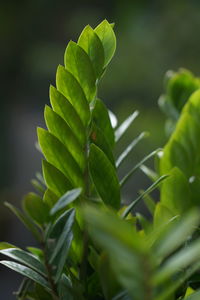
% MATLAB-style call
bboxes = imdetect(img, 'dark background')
[1,0,200,298]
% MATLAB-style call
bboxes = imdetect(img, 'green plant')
[1,20,200,300]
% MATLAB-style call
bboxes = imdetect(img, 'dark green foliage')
[2,19,200,300]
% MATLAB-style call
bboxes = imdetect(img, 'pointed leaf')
[89,144,120,209]
[78,25,104,78]
[64,42,96,102]
[115,111,139,142]
[38,128,84,189]
[50,85,86,146]
[94,20,116,67]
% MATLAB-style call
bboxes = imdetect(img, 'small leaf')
[0,248,46,277]
[89,144,120,209]
[23,192,50,225]
[92,98,115,148]
[45,105,86,171]
[50,188,82,215]
[42,160,72,198]
[94,19,116,67]
[50,85,86,146]
[109,110,118,128]
[0,261,50,290]
[116,132,148,167]
[78,25,104,78]
[64,42,96,102]
[4,202,41,242]
[115,111,139,142]
[38,128,84,189]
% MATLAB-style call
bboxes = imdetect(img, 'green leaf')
[116,132,148,167]
[49,85,86,146]
[0,261,50,290]
[92,98,115,148]
[153,203,174,228]
[89,144,120,209]
[4,202,41,242]
[42,160,72,198]
[122,175,168,218]
[78,25,105,78]
[94,19,116,67]
[64,41,96,102]
[44,105,86,171]
[90,122,115,165]
[43,188,58,208]
[50,188,82,215]
[50,209,75,282]
[115,111,139,142]
[58,274,73,300]
[0,242,16,250]
[160,167,191,215]
[0,248,46,277]
[23,192,50,225]
[185,290,200,300]
[31,179,46,194]
[37,128,84,189]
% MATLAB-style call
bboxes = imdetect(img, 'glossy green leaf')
[90,122,115,165]
[94,19,116,67]
[23,192,50,225]
[78,25,104,78]
[38,128,84,189]
[0,261,50,290]
[89,144,120,209]
[116,132,148,167]
[64,42,96,102]
[160,167,191,215]
[0,242,16,250]
[50,188,82,215]
[45,105,86,171]
[115,111,139,142]
[4,202,41,242]
[49,85,86,146]
[92,98,115,148]
[42,160,72,198]
[0,248,46,277]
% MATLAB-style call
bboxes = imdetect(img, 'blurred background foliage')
[1,0,200,298]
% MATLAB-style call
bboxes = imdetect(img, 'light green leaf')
[116,132,148,167]
[49,85,86,146]
[23,192,50,225]
[185,290,200,300]
[0,261,50,290]
[89,144,120,209]
[115,111,139,142]
[92,98,115,148]
[0,248,46,277]
[37,128,84,189]
[78,25,104,78]
[0,242,16,250]
[94,19,116,67]
[42,160,72,198]
[44,105,86,171]
[43,189,58,208]
[31,179,45,194]
[4,202,41,242]
[50,188,82,215]
[64,41,96,102]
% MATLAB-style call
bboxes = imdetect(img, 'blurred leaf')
[45,105,86,171]
[78,25,104,78]
[153,203,174,228]
[49,85,86,146]
[0,242,16,250]
[109,110,118,129]
[23,192,50,225]
[58,274,73,300]
[0,248,46,277]
[116,132,148,167]
[95,19,116,67]
[37,128,84,188]
[89,144,120,209]
[31,179,45,194]
[42,160,72,198]
[64,41,96,102]
[92,98,115,148]
[0,261,50,290]
[185,289,200,299]
[43,189,58,208]
[50,188,82,215]
[115,111,139,142]
[140,164,158,182]
[4,202,41,242]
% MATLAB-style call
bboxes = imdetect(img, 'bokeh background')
[1,0,200,298]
